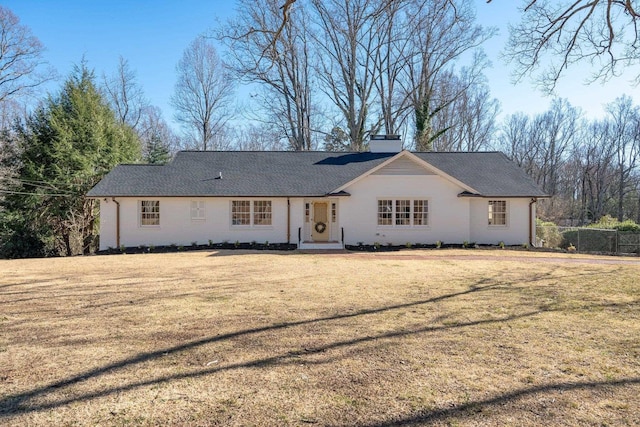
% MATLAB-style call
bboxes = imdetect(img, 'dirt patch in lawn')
[1,249,639,426]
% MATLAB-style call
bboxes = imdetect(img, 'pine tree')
[145,133,171,165]
[0,64,140,258]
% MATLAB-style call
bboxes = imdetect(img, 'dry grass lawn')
[1,249,639,426]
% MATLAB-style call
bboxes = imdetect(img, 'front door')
[311,202,329,242]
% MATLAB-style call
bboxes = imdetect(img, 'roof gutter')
[111,197,120,249]
[287,198,290,244]
[529,198,537,247]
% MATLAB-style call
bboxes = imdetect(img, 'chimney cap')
[370,134,401,140]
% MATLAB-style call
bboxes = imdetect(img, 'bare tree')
[430,66,499,152]
[498,112,539,176]
[232,124,288,151]
[0,6,54,104]
[573,120,617,222]
[370,0,410,135]
[402,0,496,150]
[171,37,234,151]
[535,98,580,197]
[102,56,148,131]
[310,0,385,151]
[605,95,640,221]
[221,0,315,150]
[504,0,640,92]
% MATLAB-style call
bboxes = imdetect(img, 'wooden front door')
[311,202,329,242]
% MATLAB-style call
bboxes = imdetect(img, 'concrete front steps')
[297,241,344,250]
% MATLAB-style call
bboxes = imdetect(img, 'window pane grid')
[232,201,251,225]
[488,201,507,225]
[413,200,428,226]
[395,200,411,225]
[378,199,429,227]
[140,200,159,226]
[253,200,272,225]
[378,200,392,225]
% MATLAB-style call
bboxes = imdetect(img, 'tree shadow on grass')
[0,281,511,416]
[0,273,633,419]
[361,377,640,427]
[0,307,544,416]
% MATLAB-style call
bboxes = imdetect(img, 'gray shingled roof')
[414,152,547,197]
[87,150,547,198]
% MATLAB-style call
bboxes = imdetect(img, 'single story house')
[87,136,548,250]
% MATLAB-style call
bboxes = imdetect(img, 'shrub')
[589,215,640,232]
[536,219,563,248]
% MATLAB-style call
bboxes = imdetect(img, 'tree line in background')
[0,1,640,257]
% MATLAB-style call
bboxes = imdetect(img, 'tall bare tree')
[310,0,385,151]
[0,6,54,104]
[221,0,315,150]
[504,0,640,92]
[403,0,495,150]
[102,56,148,131]
[171,37,234,151]
[605,95,640,221]
[430,65,499,152]
[370,0,410,135]
[573,120,617,222]
[232,124,288,151]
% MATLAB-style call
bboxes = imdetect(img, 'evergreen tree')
[145,133,171,165]
[0,64,140,258]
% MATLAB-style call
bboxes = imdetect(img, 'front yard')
[1,250,639,426]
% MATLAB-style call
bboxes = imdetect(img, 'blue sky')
[4,0,639,132]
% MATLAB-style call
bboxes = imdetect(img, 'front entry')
[311,202,329,242]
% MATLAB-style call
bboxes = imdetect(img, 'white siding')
[339,174,471,245]
[372,156,434,176]
[469,198,531,245]
[98,199,118,249]
[98,197,292,250]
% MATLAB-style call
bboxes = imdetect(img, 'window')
[140,200,160,226]
[396,200,411,225]
[231,201,251,225]
[305,203,310,223]
[253,200,272,225]
[488,200,507,226]
[378,199,429,227]
[331,203,337,223]
[232,200,272,226]
[413,200,428,226]
[378,200,393,225]
[191,201,205,220]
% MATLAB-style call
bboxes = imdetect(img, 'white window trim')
[139,200,160,228]
[230,200,273,228]
[488,200,508,227]
[377,198,430,228]
[191,200,206,221]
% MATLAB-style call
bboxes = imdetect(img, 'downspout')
[287,198,291,244]
[529,198,537,247]
[111,197,120,248]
